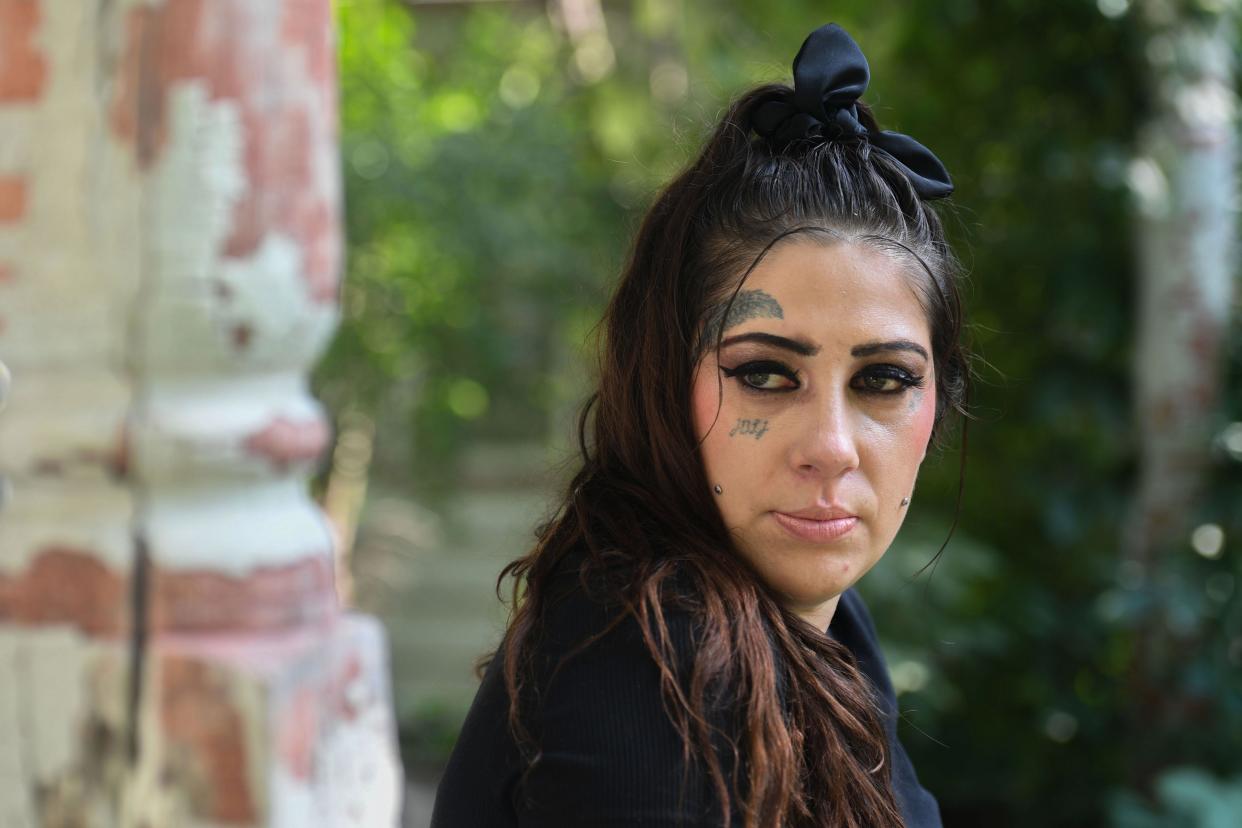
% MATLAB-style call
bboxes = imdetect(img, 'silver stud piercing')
[900,497,910,507]
[714,484,723,495]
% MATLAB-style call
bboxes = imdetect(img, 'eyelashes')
[720,360,925,396]
[720,360,800,393]
[854,364,927,394]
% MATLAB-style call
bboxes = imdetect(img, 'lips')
[780,505,856,521]
[771,509,859,542]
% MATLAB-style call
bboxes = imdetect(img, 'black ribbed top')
[431,551,942,827]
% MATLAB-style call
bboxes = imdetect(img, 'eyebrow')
[717,332,929,362]
[851,340,929,361]
[718,332,821,356]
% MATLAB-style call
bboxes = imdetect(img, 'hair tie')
[752,23,954,201]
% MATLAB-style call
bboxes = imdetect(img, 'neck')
[792,593,842,633]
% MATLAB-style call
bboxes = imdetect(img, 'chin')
[730,520,879,599]
[756,563,851,607]
[755,546,874,605]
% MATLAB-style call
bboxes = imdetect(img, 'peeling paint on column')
[0,0,48,102]
[0,547,127,635]
[114,0,339,605]
[0,177,27,222]
[111,0,342,305]
[0,629,129,825]
[0,0,401,822]
[128,616,402,826]
[243,416,332,470]
[268,617,403,827]
[158,657,260,822]
[149,555,336,632]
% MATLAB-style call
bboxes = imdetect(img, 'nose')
[791,392,860,479]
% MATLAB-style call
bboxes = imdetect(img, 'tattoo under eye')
[729,418,770,439]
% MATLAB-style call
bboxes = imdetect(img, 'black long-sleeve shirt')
[431,551,942,827]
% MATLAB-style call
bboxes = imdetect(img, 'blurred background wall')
[317,0,1242,825]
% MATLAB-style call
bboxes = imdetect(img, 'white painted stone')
[269,616,403,828]
[0,0,141,372]
[22,627,92,780]
[0,631,38,828]
[146,479,334,573]
[0,370,129,476]
[212,234,339,370]
[0,477,132,574]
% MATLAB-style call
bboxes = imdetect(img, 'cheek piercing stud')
[900,497,910,507]
[714,484,723,495]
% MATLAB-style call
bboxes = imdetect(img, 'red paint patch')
[282,0,334,88]
[243,415,330,470]
[0,0,48,101]
[0,546,127,635]
[111,0,341,305]
[0,263,14,284]
[110,422,130,479]
[277,686,321,780]
[0,177,28,222]
[159,657,258,822]
[150,553,335,632]
[231,322,253,349]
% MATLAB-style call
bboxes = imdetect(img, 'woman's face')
[690,239,937,630]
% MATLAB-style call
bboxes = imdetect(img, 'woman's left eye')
[852,366,924,395]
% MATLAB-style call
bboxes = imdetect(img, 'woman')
[432,22,968,828]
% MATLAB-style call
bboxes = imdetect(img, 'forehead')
[736,239,930,343]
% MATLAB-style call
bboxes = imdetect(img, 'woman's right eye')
[720,360,800,393]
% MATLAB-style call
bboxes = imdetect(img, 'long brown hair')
[490,84,970,828]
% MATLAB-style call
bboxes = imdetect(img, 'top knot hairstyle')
[751,23,953,200]
[495,22,971,828]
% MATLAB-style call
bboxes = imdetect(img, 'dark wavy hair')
[489,84,971,828]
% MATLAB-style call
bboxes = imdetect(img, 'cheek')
[912,386,936,452]
[690,360,723,442]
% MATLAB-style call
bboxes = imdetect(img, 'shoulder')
[514,554,739,826]
[436,550,738,828]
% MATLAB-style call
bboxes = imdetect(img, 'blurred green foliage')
[318,0,1242,824]
[1111,767,1242,828]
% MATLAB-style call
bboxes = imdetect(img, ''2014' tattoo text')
[729,418,769,439]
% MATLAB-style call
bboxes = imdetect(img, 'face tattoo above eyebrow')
[700,289,785,352]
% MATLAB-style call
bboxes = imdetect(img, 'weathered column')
[1120,0,1238,788]
[0,2,402,825]
[1126,2,1237,569]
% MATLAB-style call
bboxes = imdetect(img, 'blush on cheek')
[911,387,936,452]
[690,359,723,441]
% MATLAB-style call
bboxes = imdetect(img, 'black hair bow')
[752,23,954,200]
